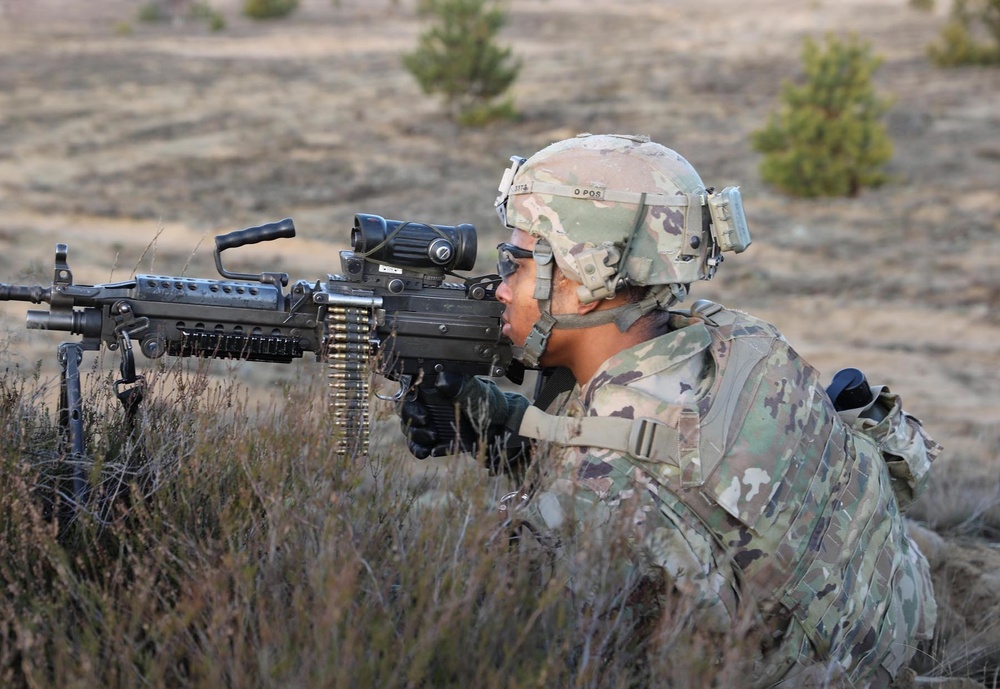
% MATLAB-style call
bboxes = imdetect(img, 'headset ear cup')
[706,187,752,254]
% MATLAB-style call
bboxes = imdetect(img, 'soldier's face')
[495,229,579,367]
[495,229,540,349]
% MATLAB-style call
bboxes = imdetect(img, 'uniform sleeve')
[515,441,737,632]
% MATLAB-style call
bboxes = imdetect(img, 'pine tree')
[751,35,893,198]
[403,0,521,126]
[243,0,298,20]
[926,0,1000,66]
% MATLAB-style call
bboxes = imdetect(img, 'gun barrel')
[26,308,103,338]
[0,284,51,304]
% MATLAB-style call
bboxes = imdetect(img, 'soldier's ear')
[575,294,602,316]
[552,268,605,316]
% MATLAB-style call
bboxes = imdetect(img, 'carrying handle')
[213,218,295,286]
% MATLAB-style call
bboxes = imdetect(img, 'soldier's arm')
[513,442,738,631]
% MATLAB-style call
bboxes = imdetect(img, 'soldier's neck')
[548,320,655,387]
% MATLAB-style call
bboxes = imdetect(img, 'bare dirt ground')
[1,0,998,486]
[1,0,999,681]
[3,0,998,459]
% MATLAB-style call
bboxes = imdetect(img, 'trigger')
[374,374,413,402]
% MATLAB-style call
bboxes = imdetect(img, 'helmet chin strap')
[515,240,557,368]
[555,283,679,331]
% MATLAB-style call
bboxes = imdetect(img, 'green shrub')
[403,0,521,125]
[242,0,298,20]
[751,34,893,198]
[456,97,518,127]
[137,1,169,22]
[930,0,1000,65]
[192,2,226,31]
[136,1,225,30]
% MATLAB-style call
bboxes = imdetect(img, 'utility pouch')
[839,386,942,511]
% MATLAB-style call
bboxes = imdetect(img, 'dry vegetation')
[0,0,999,686]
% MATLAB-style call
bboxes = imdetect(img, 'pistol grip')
[417,384,478,454]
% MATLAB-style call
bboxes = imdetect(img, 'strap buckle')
[628,416,669,462]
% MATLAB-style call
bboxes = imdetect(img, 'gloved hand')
[398,370,532,475]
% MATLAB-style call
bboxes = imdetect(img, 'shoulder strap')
[687,298,737,327]
[532,366,577,411]
[518,301,774,481]
[519,406,680,465]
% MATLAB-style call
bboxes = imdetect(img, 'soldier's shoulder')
[686,300,783,338]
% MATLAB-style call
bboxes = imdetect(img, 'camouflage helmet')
[495,134,750,306]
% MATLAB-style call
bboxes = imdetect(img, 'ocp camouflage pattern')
[507,305,938,687]
[504,134,716,289]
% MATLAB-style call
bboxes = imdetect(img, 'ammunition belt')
[324,306,374,457]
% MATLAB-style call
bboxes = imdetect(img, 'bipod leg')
[113,326,148,486]
[57,341,88,510]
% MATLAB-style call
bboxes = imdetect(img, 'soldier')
[399,134,941,687]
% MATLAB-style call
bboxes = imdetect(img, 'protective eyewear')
[496,243,534,281]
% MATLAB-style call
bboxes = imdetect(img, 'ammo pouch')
[837,386,942,511]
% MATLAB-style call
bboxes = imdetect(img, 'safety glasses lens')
[496,243,532,280]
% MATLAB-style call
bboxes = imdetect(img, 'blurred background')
[0,0,998,474]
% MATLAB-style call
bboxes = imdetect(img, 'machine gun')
[0,214,522,504]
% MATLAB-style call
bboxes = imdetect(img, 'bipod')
[54,322,148,520]
[57,341,89,509]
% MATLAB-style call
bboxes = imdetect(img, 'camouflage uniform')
[503,303,940,687]
[442,134,940,686]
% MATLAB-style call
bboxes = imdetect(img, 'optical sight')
[352,214,477,272]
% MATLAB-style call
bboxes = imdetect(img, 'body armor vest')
[518,301,932,682]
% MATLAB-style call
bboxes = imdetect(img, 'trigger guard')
[375,380,410,403]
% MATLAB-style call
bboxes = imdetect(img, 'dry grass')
[909,432,1000,541]
[0,363,746,688]
[1,361,997,688]
[908,436,1000,687]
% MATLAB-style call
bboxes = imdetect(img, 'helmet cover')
[496,134,723,303]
